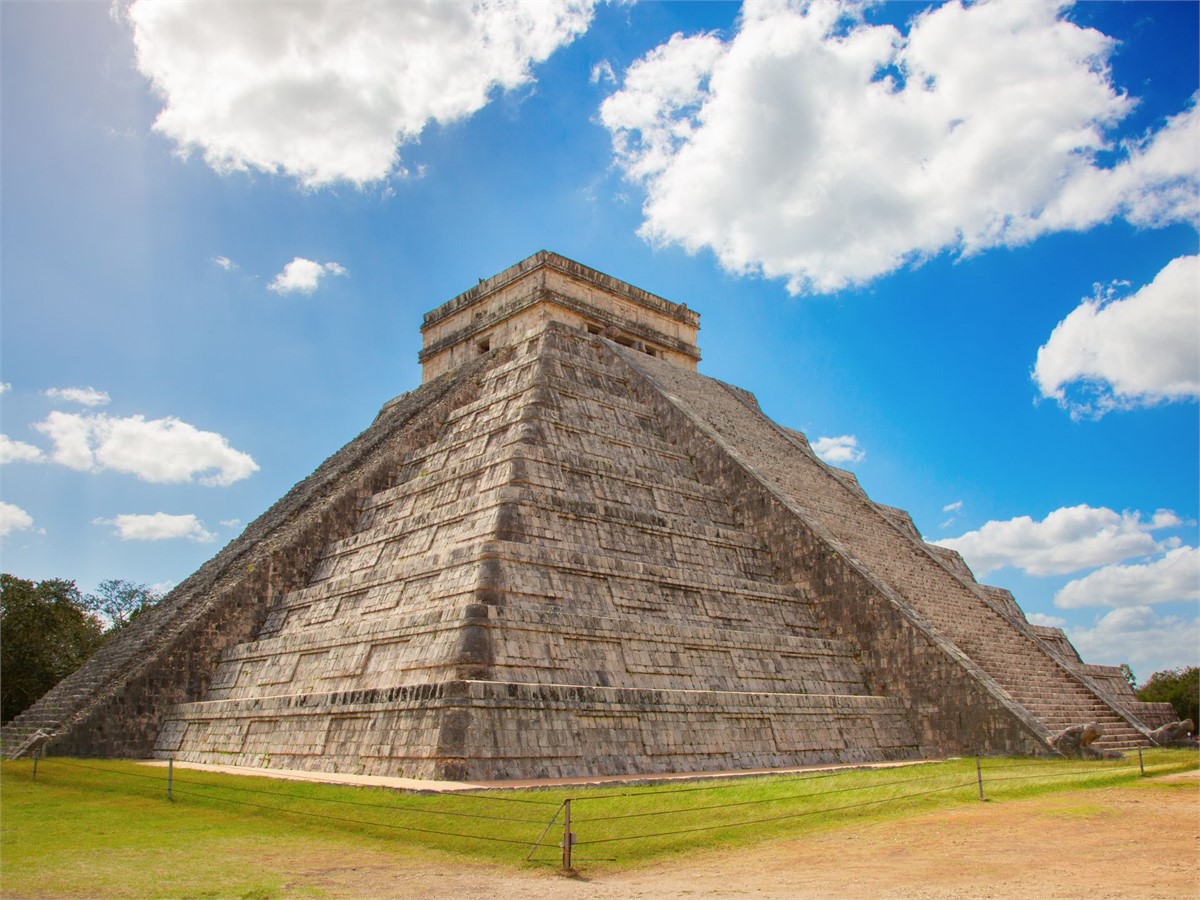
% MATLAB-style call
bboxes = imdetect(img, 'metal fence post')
[976,754,984,801]
[561,798,573,871]
[32,748,39,781]
[1138,747,1144,776]
[168,757,173,800]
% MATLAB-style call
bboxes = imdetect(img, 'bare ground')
[281,773,1199,899]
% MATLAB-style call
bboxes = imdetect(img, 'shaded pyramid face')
[3,252,1171,774]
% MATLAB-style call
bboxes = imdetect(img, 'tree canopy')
[1,575,106,724]
[1137,667,1199,726]
[82,578,163,630]
[1,575,165,724]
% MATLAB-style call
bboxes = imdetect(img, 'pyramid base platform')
[155,679,922,781]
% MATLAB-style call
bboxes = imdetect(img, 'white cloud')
[45,386,111,407]
[33,411,258,486]
[219,518,242,529]
[0,501,35,538]
[1066,605,1200,673]
[1054,545,1200,609]
[1031,104,1200,238]
[1027,612,1067,628]
[94,512,217,543]
[590,59,617,86]
[811,434,865,464]
[1034,255,1200,417]
[268,257,347,295]
[0,435,45,464]
[601,1,1199,294]
[0,383,10,395]
[940,500,963,528]
[127,0,595,187]
[934,504,1181,577]
[212,255,236,271]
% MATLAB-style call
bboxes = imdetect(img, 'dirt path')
[285,773,1198,899]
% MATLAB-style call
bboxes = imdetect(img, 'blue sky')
[1,1,1196,680]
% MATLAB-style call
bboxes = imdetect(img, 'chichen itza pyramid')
[2,251,1176,778]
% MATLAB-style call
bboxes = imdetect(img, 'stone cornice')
[418,286,702,363]
[420,250,700,332]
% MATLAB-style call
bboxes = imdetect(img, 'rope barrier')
[574,780,977,846]
[25,751,1197,867]
[166,788,537,846]
[580,766,964,823]
[572,760,952,802]
[166,776,548,824]
[442,791,561,806]
[42,758,166,780]
[978,764,1144,786]
[37,759,547,826]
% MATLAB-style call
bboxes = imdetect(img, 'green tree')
[1137,666,1199,726]
[1118,663,1136,690]
[1,574,106,724]
[82,578,163,630]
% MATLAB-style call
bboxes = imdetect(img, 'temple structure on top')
[419,250,700,381]
[2,251,1176,779]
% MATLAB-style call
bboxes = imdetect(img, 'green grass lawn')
[1,750,1195,898]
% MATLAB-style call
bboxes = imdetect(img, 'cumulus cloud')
[93,512,217,543]
[0,383,10,395]
[1032,104,1200,237]
[1034,255,1200,417]
[934,504,1181,577]
[45,386,111,407]
[601,1,1199,294]
[126,0,595,187]
[0,501,35,538]
[268,257,347,295]
[1066,605,1200,672]
[212,255,236,271]
[0,435,45,464]
[811,434,865,464]
[1054,545,1200,609]
[33,411,258,486]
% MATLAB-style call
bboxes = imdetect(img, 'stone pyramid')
[2,252,1173,778]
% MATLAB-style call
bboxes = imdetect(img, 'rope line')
[580,767,963,823]
[43,758,170,782]
[571,761,952,802]
[574,780,977,846]
[39,759,547,825]
[443,792,561,807]
[524,801,564,862]
[979,763,1128,777]
[167,788,536,846]
[165,776,547,824]
[979,765,1144,786]
[30,754,1196,859]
